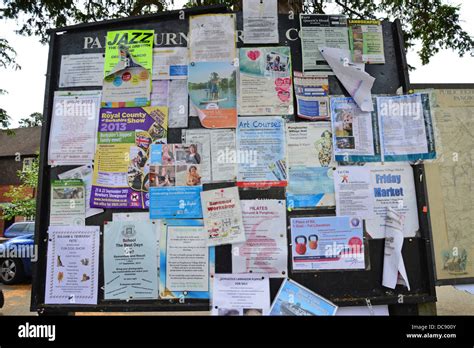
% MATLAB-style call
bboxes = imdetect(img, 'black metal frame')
[411,83,474,286]
[31,6,438,314]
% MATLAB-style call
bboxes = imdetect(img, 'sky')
[0,0,473,128]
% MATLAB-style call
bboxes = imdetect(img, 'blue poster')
[149,186,202,219]
[287,167,335,209]
[270,279,337,316]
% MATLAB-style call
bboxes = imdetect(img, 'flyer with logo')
[237,116,287,188]
[148,143,203,219]
[239,47,293,115]
[293,71,329,120]
[348,19,385,64]
[104,220,159,300]
[290,216,365,271]
[188,61,237,128]
[48,91,101,166]
[152,47,188,80]
[50,179,85,226]
[102,30,154,107]
[212,274,271,316]
[45,226,100,305]
[232,200,288,277]
[299,14,350,72]
[334,164,419,239]
[201,186,246,246]
[242,0,279,44]
[90,106,168,209]
[286,122,335,209]
[270,279,337,316]
[159,219,215,299]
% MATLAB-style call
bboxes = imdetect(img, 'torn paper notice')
[382,207,410,290]
[320,46,374,112]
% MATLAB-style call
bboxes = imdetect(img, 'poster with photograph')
[348,20,385,64]
[239,47,293,115]
[90,107,168,209]
[59,53,104,87]
[159,219,215,299]
[286,122,335,208]
[102,30,154,107]
[188,13,236,62]
[183,129,238,182]
[212,274,271,316]
[299,14,350,72]
[232,200,288,277]
[270,279,337,316]
[58,165,104,218]
[334,164,419,239]
[293,71,329,120]
[242,0,279,44]
[330,96,381,162]
[188,61,237,128]
[201,186,246,246]
[376,93,436,162]
[50,179,85,226]
[104,220,159,300]
[152,47,188,80]
[45,226,100,305]
[237,116,287,188]
[48,91,101,166]
[290,216,365,271]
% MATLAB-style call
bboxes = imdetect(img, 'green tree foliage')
[18,112,43,128]
[2,155,39,221]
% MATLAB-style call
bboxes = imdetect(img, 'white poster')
[168,79,189,128]
[212,274,271,316]
[45,226,100,304]
[189,13,236,62]
[59,53,104,87]
[243,0,279,44]
[152,47,188,80]
[165,225,209,292]
[334,164,419,238]
[104,221,158,300]
[48,91,101,166]
[201,186,246,246]
[232,200,287,277]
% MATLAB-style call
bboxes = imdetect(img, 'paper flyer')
[183,128,238,182]
[90,106,168,209]
[45,226,100,305]
[348,19,385,64]
[59,53,104,87]
[189,13,236,62]
[48,90,101,166]
[159,219,215,299]
[102,30,154,107]
[286,122,335,208]
[232,200,288,277]
[270,279,337,316]
[58,165,104,218]
[334,164,419,239]
[212,274,271,316]
[201,186,246,246]
[239,47,293,115]
[50,179,85,226]
[290,216,365,271]
[152,47,188,80]
[104,220,159,300]
[376,93,436,161]
[330,96,381,162]
[321,47,374,112]
[151,80,189,128]
[242,0,279,44]
[188,61,237,128]
[293,71,329,120]
[299,14,350,72]
[150,80,169,107]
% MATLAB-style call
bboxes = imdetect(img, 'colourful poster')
[293,71,329,120]
[188,61,237,128]
[50,179,85,226]
[348,20,385,64]
[102,30,154,107]
[90,107,168,209]
[239,47,293,115]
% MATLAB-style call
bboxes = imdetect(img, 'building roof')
[0,127,42,157]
